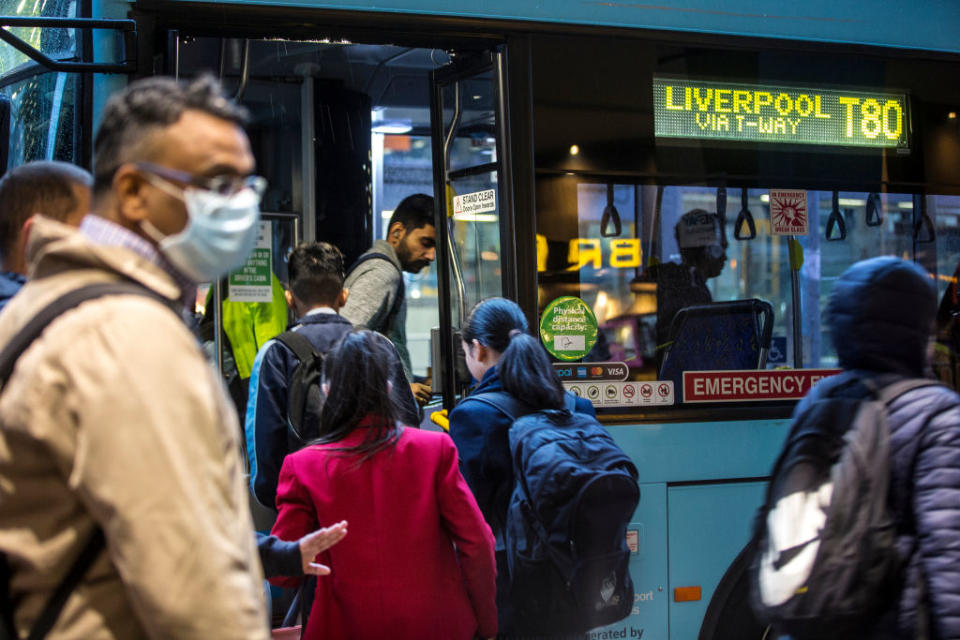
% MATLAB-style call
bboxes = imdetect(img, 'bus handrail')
[0,16,136,74]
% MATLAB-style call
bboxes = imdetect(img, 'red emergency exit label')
[682,369,841,402]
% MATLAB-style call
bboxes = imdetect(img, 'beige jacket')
[0,217,269,639]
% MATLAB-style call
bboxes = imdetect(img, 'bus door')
[429,49,515,409]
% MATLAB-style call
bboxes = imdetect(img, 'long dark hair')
[462,297,566,410]
[315,329,401,459]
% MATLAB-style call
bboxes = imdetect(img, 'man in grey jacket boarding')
[341,193,436,405]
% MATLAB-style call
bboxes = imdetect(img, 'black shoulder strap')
[466,389,579,421]
[466,390,529,421]
[24,530,105,640]
[0,282,166,383]
[273,330,319,365]
[0,281,162,640]
[346,252,405,322]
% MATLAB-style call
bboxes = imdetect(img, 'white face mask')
[141,181,262,283]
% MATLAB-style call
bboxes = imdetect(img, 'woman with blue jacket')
[449,298,595,636]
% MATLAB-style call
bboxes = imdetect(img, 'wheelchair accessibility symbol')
[768,336,787,365]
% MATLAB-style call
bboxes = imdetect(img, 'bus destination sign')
[653,77,909,150]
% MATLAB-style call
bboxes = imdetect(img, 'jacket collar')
[294,313,352,328]
[26,215,182,304]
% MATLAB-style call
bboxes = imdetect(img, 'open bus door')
[429,48,515,409]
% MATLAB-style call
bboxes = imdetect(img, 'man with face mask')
[341,193,437,405]
[0,76,270,639]
[644,208,729,351]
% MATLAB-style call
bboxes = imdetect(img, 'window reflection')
[536,178,948,405]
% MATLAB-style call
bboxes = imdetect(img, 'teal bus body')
[4,0,959,638]
[610,419,789,638]
[94,0,960,54]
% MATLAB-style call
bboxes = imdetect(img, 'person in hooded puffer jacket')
[798,256,960,638]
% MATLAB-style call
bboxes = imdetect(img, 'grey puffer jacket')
[809,256,960,639]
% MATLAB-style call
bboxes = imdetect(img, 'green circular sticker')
[539,296,598,361]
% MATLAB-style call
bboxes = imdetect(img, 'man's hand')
[299,520,348,576]
[410,382,433,406]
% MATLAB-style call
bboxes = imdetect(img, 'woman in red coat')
[269,330,497,640]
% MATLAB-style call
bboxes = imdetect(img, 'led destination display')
[654,77,909,149]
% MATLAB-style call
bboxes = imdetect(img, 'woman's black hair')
[461,297,566,410]
[315,329,401,460]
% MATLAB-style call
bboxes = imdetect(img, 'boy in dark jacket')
[245,242,419,510]
[798,256,960,638]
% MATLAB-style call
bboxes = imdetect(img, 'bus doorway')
[170,36,512,411]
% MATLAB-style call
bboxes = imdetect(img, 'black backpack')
[471,392,640,635]
[0,282,166,640]
[748,376,935,639]
[273,330,326,450]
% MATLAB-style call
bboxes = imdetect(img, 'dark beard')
[396,238,428,273]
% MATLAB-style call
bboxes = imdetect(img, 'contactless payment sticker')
[539,296,598,361]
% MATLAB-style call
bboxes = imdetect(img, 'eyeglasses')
[136,162,267,198]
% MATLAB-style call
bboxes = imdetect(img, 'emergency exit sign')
[683,369,841,402]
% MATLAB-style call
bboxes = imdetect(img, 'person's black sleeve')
[256,532,302,579]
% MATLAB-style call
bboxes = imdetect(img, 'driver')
[644,208,728,351]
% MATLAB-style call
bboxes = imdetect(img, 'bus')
[2,1,959,637]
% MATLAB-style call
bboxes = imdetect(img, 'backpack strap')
[0,281,164,640]
[273,330,319,365]
[466,390,578,420]
[466,390,530,421]
[24,529,105,640]
[875,378,938,405]
[0,282,167,382]
[345,253,405,325]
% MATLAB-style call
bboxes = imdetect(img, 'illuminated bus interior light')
[372,122,412,134]
[570,144,580,155]
[838,198,867,207]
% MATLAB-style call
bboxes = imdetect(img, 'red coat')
[269,424,497,639]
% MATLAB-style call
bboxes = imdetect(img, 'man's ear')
[112,165,149,224]
[284,289,296,310]
[336,288,349,310]
[387,221,405,242]
[14,215,35,275]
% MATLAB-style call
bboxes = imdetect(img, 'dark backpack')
[273,330,326,450]
[0,282,166,640]
[748,376,935,639]
[471,392,640,635]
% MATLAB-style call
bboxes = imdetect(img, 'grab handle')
[826,191,846,241]
[734,188,756,240]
